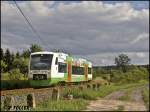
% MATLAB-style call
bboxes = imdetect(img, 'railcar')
[28,51,92,87]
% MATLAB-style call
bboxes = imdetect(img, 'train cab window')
[72,66,84,75]
[88,67,92,74]
[58,62,67,73]
[55,57,58,65]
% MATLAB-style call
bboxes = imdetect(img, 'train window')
[55,57,58,65]
[58,62,67,73]
[88,67,92,74]
[72,66,84,75]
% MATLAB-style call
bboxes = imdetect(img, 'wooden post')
[27,93,36,108]
[87,84,91,89]
[52,88,60,101]
[92,84,97,90]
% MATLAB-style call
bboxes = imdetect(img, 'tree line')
[1,44,42,75]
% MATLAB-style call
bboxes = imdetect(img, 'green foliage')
[63,87,99,100]
[93,67,110,79]
[13,57,29,75]
[63,81,148,101]
[1,72,9,80]
[22,49,30,58]
[30,44,42,53]
[21,44,43,58]
[8,69,24,80]
[142,88,149,110]
[0,48,4,60]
[1,60,7,73]
[115,54,131,72]
[15,51,20,58]
[117,105,124,111]
[4,49,14,71]
[109,66,149,84]
[34,99,88,111]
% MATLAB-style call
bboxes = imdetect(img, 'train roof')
[31,51,68,55]
[30,51,92,64]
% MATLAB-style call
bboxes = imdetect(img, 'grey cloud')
[1,1,149,65]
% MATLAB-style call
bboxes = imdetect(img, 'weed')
[142,88,149,110]
[34,99,88,111]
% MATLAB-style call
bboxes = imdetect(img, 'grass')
[63,80,148,100]
[1,72,10,80]
[118,95,130,101]
[1,72,29,90]
[1,72,28,80]
[116,105,124,111]
[33,99,88,111]
[33,82,148,111]
[142,88,149,110]
[117,86,136,101]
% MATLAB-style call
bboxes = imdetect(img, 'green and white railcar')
[28,51,92,87]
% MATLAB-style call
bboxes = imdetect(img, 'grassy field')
[142,88,149,110]
[33,99,88,111]
[34,81,148,111]
[63,80,148,100]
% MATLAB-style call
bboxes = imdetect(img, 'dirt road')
[84,85,148,111]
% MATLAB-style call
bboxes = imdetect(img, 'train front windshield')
[30,54,53,70]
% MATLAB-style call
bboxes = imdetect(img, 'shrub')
[1,60,7,73]
[13,57,29,75]
[110,67,149,84]
[8,69,24,80]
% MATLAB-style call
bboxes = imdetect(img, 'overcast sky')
[1,1,149,66]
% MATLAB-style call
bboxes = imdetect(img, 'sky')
[1,1,149,66]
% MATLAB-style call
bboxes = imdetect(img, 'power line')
[13,0,46,49]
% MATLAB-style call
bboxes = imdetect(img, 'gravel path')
[84,99,146,111]
[104,90,125,100]
[85,85,148,111]
[129,88,144,103]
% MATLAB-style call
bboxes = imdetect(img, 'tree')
[15,51,20,58]
[10,53,15,70]
[4,49,11,71]
[13,57,29,75]
[1,60,7,73]
[30,44,42,53]
[8,69,23,80]
[115,54,131,72]
[22,49,30,58]
[0,48,4,61]
[3,49,15,71]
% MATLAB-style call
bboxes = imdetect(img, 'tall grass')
[63,81,148,100]
[34,99,88,111]
[142,88,149,110]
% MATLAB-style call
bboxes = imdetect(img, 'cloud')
[1,1,149,65]
[130,33,149,44]
[75,52,149,66]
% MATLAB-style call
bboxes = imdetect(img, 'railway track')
[0,82,90,96]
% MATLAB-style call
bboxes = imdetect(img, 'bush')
[110,67,149,84]
[1,60,7,73]
[13,57,29,75]
[8,69,24,80]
